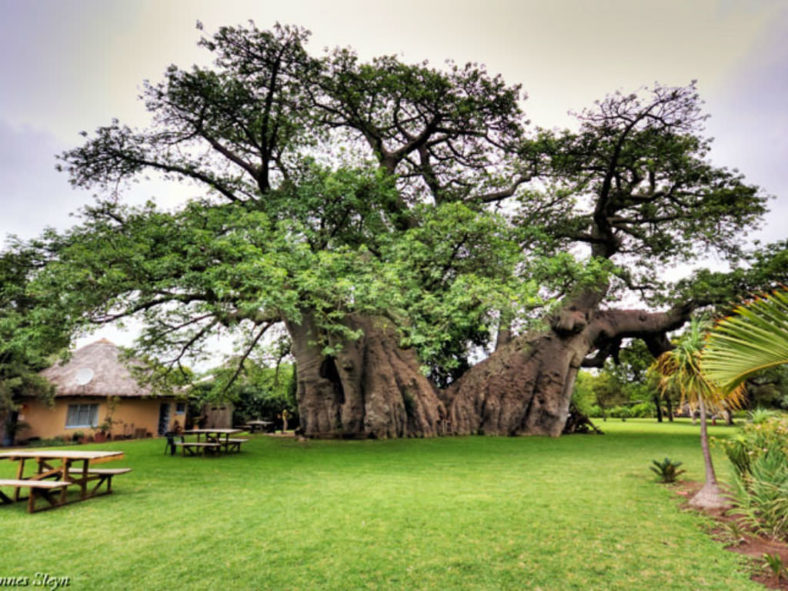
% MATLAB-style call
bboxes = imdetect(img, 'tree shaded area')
[15,23,787,438]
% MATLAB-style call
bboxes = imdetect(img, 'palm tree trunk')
[689,397,728,509]
[698,398,717,485]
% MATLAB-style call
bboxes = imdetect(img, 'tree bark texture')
[286,311,445,439]
[288,298,688,439]
[443,331,588,437]
[443,300,689,437]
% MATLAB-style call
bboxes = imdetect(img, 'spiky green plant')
[726,418,788,541]
[704,287,788,392]
[650,457,686,483]
[722,520,747,546]
[749,407,780,425]
[763,553,787,582]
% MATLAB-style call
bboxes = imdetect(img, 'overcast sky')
[1,0,786,352]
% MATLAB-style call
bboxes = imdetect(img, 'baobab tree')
[48,23,780,438]
[444,84,774,436]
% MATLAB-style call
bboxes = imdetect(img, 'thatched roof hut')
[41,339,152,397]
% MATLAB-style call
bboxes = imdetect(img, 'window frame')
[65,403,99,429]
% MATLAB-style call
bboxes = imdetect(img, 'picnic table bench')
[0,450,130,513]
[0,479,72,513]
[174,441,221,456]
[176,429,246,456]
[245,420,273,433]
[67,467,132,493]
[225,438,249,453]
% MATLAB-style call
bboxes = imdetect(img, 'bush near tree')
[722,415,788,541]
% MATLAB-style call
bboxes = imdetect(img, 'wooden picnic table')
[0,449,129,513]
[180,429,246,455]
[246,420,272,433]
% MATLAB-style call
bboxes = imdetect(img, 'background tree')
[569,340,665,422]
[189,360,297,429]
[0,242,71,444]
[742,366,788,411]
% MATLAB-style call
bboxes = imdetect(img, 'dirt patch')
[673,481,788,589]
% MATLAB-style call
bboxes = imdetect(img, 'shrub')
[608,405,630,419]
[722,416,788,541]
[571,372,596,417]
[750,407,780,424]
[27,436,66,448]
[630,401,656,418]
[650,457,686,483]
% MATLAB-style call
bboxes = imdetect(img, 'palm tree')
[652,318,745,509]
[703,287,788,392]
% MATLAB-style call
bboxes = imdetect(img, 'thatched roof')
[41,339,153,398]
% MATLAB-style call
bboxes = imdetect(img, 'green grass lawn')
[0,420,761,590]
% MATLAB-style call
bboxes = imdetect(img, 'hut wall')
[18,397,182,441]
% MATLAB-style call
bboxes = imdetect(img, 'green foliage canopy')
[14,22,785,394]
[517,83,770,309]
[46,22,538,384]
[0,243,71,417]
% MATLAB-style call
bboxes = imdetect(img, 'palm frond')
[652,317,746,412]
[703,287,788,392]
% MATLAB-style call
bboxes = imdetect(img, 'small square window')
[66,404,99,428]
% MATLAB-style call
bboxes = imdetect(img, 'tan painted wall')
[18,397,185,441]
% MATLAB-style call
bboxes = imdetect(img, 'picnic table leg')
[60,460,72,505]
[13,459,26,501]
[78,460,89,499]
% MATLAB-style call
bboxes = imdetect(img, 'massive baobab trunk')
[444,298,689,437]
[286,311,446,438]
[443,332,585,436]
[288,295,689,439]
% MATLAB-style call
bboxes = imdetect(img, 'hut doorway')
[157,403,171,436]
